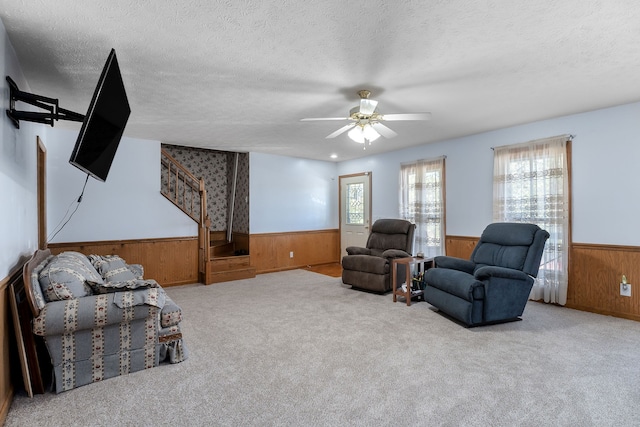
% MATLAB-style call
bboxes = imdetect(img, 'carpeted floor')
[6,269,640,426]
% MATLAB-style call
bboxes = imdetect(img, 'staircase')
[208,231,255,283]
[161,149,255,284]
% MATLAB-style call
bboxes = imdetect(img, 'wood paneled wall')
[46,230,339,285]
[250,229,340,274]
[445,235,479,260]
[568,243,640,321]
[48,236,199,287]
[445,235,640,321]
[1,268,20,425]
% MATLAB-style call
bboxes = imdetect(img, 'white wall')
[338,102,640,246]
[45,128,196,242]
[0,19,40,277]
[249,152,338,233]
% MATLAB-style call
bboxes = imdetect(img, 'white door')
[340,173,372,256]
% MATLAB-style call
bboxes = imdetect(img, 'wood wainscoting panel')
[445,235,479,259]
[250,229,340,274]
[1,274,14,425]
[568,243,640,321]
[48,237,199,287]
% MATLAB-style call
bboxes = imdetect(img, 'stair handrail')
[160,149,202,222]
[160,148,211,283]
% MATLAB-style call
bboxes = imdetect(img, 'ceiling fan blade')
[381,112,432,121]
[371,122,398,138]
[300,117,349,121]
[326,123,356,139]
[359,99,378,115]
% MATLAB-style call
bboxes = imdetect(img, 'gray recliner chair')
[423,222,549,326]
[341,219,416,293]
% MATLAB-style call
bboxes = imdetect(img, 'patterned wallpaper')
[162,144,249,233]
[226,152,250,234]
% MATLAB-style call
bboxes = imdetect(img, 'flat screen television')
[69,48,130,182]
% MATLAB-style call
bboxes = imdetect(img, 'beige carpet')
[6,269,640,426]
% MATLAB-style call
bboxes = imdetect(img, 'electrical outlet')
[620,282,632,297]
[289,251,294,258]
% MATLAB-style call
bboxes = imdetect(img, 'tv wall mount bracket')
[5,76,84,129]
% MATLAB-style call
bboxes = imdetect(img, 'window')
[400,157,445,258]
[493,135,570,305]
[346,182,364,225]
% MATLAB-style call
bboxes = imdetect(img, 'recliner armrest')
[381,249,411,259]
[346,246,371,255]
[434,256,475,274]
[474,265,530,281]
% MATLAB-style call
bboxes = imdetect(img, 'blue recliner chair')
[423,222,549,326]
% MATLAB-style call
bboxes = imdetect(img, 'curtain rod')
[490,134,574,150]
[400,155,446,166]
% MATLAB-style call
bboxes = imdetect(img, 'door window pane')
[346,183,364,225]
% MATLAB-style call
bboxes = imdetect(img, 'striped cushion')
[90,255,137,282]
[38,252,103,302]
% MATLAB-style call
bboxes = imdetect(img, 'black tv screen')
[69,49,130,182]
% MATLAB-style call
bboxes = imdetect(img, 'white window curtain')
[493,135,570,305]
[400,157,445,258]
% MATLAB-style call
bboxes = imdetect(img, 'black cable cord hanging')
[48,174,90,242]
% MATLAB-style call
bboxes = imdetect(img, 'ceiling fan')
[300,90,431,146]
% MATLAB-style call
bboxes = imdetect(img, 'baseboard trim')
[564,303,640,322]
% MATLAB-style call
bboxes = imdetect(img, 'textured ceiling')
[2,1,640,162]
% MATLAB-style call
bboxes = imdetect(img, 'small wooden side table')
[392,256,434,306]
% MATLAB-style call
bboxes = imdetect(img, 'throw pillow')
[91,255,137,282]
[38,252,103,302]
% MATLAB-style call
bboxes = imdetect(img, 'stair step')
[207,267,257,284]
[211,241,235,257]
[206,254,255,284]
[210,255,251,270]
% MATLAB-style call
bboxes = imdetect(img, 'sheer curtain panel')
[493,135,570,305]
[400,157,445,258]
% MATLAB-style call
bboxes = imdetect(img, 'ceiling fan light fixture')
[301,89,431,144]
[363,124,380,141]
[348,124,380,143]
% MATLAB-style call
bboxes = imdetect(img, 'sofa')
[423,222,549,326]
[341,219,416,293]
[24,249,188,393]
